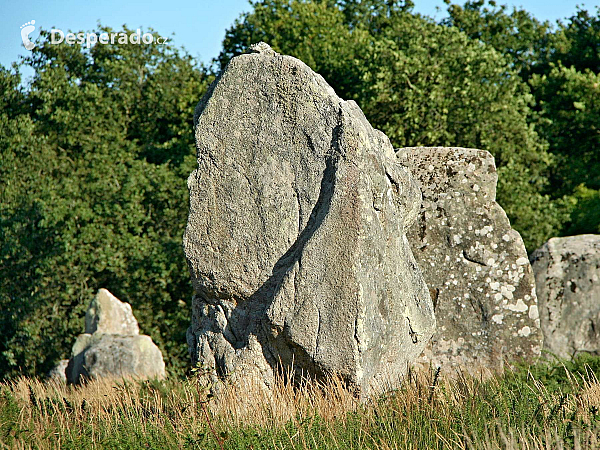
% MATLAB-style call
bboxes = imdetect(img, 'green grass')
[2,355,600,449]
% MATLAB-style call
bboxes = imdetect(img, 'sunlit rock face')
[398,147,542,375]
[66,289,165,384]
[184,43,435,397]
[531,235,600,359]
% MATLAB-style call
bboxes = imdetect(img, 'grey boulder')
[184,43,435,396]
[530,235,600,359]
[68,334,165,384]
[85,288,139,335]
[66,289,165,384]
[48,359,69,383]
[397,147,542,373]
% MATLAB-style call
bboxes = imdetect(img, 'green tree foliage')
[442,0,552,78]
[550,7,600,74]
[444,1,600,239]
[0,27,212,379]
[530,64,600,233]
[219,0,562,249]
[531,64,600,193]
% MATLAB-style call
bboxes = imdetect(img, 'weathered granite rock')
[397,147,542,373]
[530,235,600,359]
[85,288,139,335]
[67,334,165,384]
[66,289,165,384]
[184,43,435,396]
[48,359,69,383]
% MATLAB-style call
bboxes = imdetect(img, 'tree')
[442,0,552,79]
[530,64,600,234]
[550,7,600,74]
[0,26,212,379]
[531,64,600,193]
[442,1,600,240]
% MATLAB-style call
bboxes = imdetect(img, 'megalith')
[184,43,435,396]
[66,289,166,384]
[397,147,542,374]
[530,235,600,359]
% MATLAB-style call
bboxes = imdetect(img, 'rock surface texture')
[48,359,69,383]
[66,289,165,384]
[184,43,435,396]
[530,235,600,359]
[397,147,542,373]
[84,288,139,335]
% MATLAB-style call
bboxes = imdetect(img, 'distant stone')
[530,235,600,359]
[85,288,139,335]
[184,43,435,396]
[48,359,69,383]
[397,147,542,374]
[66,289,165,384]
[68,334,165,384]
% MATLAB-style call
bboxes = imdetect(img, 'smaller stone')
[47,359,69,383]
[398,147,542,374]
[85,288,139,335]
[66,289,165,384]
[530,235,600,358]
[67,334,165,384]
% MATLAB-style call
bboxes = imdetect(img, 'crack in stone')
[462,249,488,266]
[406,316,419,344]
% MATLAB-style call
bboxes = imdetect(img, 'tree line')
[1,0,598,379]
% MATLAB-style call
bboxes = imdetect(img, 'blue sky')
[1,0,599,77]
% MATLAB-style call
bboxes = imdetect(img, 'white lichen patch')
[476,225,494,236]
[528,305,539,320]
[518,326,531,337]
[506,299,528,313]
[491,314,504,324]
[501,286,514,300]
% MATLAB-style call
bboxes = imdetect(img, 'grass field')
[2,354,600,449]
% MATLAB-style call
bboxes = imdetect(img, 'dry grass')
[2,358,600,449]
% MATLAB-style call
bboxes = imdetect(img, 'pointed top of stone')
[247,42,279,56]
[85,288,140,335]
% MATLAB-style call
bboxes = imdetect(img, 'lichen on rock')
[398,147,542,374]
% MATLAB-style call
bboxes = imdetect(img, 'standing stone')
[66,289,165,384]
[184,43,435,396]
[48,359,69,383]
[530,235,600,359]
[85,288,139,335]
[397,147,542,374]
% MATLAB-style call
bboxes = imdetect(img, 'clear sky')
[1,0,599,78]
